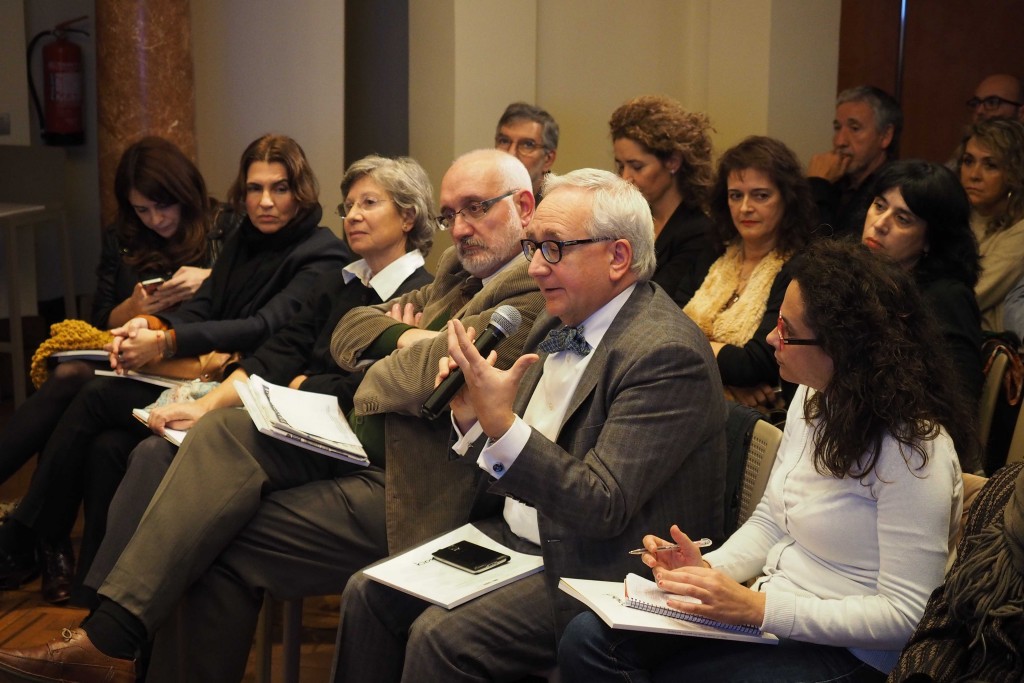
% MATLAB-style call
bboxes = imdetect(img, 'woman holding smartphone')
[0,137,223,603]
[0,134,348,605]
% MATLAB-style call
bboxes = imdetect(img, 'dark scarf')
[213,204,322,319]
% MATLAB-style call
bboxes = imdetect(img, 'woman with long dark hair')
[861,160,984,435]
[0,134,349,604]
[0,137,222,603]
[559,241,970,682]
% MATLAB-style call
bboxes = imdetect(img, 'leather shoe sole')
[0,627,136,683]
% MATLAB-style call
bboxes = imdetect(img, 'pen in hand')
[627,538,713,555]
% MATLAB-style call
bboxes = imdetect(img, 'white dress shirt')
[342,249,426,299]
[453,284,636,545]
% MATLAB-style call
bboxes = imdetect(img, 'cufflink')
[492,462,504,474]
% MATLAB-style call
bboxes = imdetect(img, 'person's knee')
[407,609,458,669]
[558,612,607,676]
[126,436,177,472]
[49,361,95,394]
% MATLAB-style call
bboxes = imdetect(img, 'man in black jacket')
[807,85,902,240]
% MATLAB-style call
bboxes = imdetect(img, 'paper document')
[132,408,187,447]
[51,349,110,363]
[95,369,184,389]
[364,524,544,609]
[559,575,777,645]
[235,375,368,466]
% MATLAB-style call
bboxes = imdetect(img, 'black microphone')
[420,304,523,420]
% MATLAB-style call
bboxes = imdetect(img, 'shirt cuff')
[476,416,530,478]
[450,416,484,456]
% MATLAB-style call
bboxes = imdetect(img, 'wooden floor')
[0,397,339,681]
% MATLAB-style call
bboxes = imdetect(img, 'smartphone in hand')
[141,277,165,295]
[431,541,510,574]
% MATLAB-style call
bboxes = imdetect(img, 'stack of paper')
[559,574,778,644]
[132,408,188,447]
[235,375,369,466]
[364,524,545,609]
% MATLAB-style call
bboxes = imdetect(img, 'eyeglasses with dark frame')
[966,95,1023,111]
[436,190,518,231]
[495,135,547,157]
[520,237,617,264]
[776,315,821,346]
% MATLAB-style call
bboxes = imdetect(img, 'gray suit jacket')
[474,282,728,631]
[331,246,546,552]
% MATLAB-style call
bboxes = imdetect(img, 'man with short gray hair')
[495,102,559,200]
[331,169,726,682]
[808,85,902,239]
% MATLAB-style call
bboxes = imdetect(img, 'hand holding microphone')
[421,305,523,420]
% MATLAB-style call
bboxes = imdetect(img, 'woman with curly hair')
[955,118,1024,330]
[862,160,984,414]
[609,95,714,303]
[559,240,969,682]
[679,136,815,407]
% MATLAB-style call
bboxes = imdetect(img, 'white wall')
[0,0,30,145]
[191,0,347,236]
[411,0,841,184]
[19,2,100,303]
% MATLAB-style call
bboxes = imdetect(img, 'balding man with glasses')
[967,74,1024,123]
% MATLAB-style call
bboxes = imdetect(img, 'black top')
[715,265,790,389]
[90,215,231,328]
[919,273,983,402]
[239,264,433,414]
[652,203,716,305]
[160,205,352,357]
[809,166,885,241]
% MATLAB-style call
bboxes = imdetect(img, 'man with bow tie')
[331,168,727,682]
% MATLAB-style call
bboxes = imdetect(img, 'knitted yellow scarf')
[683,243,786,346]
[30,319,113,388]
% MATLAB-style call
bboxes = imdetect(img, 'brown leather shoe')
[0,627,135,682]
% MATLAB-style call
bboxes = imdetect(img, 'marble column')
[95,0,196,226]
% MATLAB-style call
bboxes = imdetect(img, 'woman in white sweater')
[558,241,972,682]
[956,117,1024,331]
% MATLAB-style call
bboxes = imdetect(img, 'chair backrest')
[723,402,763,537]
[1006,397,1024,466]
[979,350,1010,452]
[738,419,783,527]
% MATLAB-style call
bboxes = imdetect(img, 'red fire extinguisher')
[27,16,90,146]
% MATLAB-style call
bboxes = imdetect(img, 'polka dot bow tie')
[538,325,591,357]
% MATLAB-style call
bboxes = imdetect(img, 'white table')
[0,202,77,406]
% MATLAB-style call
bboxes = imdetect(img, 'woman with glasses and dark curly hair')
[610,95,715,304]
[559,240,971,683]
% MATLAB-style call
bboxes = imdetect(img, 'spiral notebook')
[559,574,777,644]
